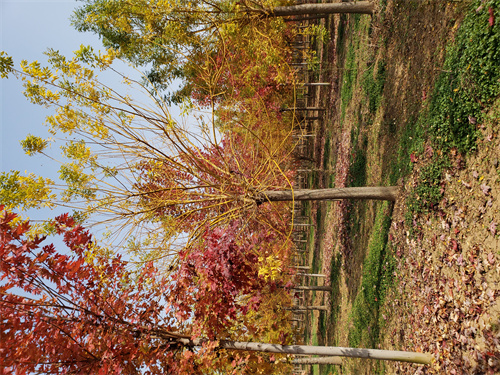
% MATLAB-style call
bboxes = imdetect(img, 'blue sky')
[0,0,187,224]
[1,0,105,220]
[1,0,103,169]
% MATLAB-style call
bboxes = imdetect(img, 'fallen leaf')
[480,184,491,195]
[426,145,434,158]
[489,221,497,235]
[488,7,495,27]
[487,253,495,265]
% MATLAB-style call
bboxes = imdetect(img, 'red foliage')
[489,7,495,27]
[0,207,293,374]
[170,221,282,339]
[0,206,186,374]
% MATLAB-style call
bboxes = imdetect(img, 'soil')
[385,110,500,374]
[303,1,500,374]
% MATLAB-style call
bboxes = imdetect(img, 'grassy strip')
[400,0,500,216]
[347,202,394,349]
[362,60,386,115]
[429,0,500,154]
[340,44,358,122]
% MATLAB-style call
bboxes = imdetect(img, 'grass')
[429,0,500,154]
[402,0,500,218]
[340,44,358,122]
[362,60,386,115]
[301,1,500,374]
[347,203,393,347]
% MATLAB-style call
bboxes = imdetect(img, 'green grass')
[429,0,500,154]
[347,203,394,348]
[399,0,500,219]
[340,44,358,121]
[363,60,386,114]
[349,134,368,189]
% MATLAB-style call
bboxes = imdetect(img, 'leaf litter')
[384,121,500,374]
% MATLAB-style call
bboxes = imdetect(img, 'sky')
[0,0,186,226]
[1,0,106,221]
[1,0,100,171]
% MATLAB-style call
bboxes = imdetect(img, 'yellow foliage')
[258,255,282,281]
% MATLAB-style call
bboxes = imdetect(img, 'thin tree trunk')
[291,356,342,365]
[284,305,328,311]
[293,285,332,292]
[270,2,375,17]
[257,186,398,203]
[178,339,433,365]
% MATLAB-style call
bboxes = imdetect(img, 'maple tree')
[0,207,433,374]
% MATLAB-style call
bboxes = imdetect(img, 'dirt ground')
[385,105,500,374]
[305,1,500,374]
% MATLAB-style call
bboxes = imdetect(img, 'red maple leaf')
[489,7,495,27]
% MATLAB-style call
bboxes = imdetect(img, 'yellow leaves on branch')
[20,134,50,156]
[58,162,96,202]
[61,140,96,167]
[257,255,282,281]
[0,170,55,211]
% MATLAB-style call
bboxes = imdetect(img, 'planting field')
[298,1,500,374]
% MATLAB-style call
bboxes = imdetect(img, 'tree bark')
[293,285,332,292]
[291,356,342,365]
[178,338,432,364]
[284,305,328,311]
[257,186,398,203]
[270,2,375,17]
[178,340,432,365]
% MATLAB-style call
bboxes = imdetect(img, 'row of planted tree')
[0,1,428,374]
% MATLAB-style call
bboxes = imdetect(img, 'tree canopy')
[0,207,295,374]
[71,0,294,102]
[0,207,432,374]
[0,47,298,264]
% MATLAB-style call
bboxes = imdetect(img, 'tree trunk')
[179,339,433,365]
[291,356,342,365]
[284,305,328,311]
[257,186,398,203]
[270,2,375,17]
[293,285,332,292]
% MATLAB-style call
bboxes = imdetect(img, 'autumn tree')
[0,207,433,375]
[0,49,397,260]
[71,0,374,100]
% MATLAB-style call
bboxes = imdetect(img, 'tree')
[0,170,55,211]
[0,50,397,257]
[289,356,342,365]
[71,0,374,100]
[0,207,432,375]
[270,2,374,17]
